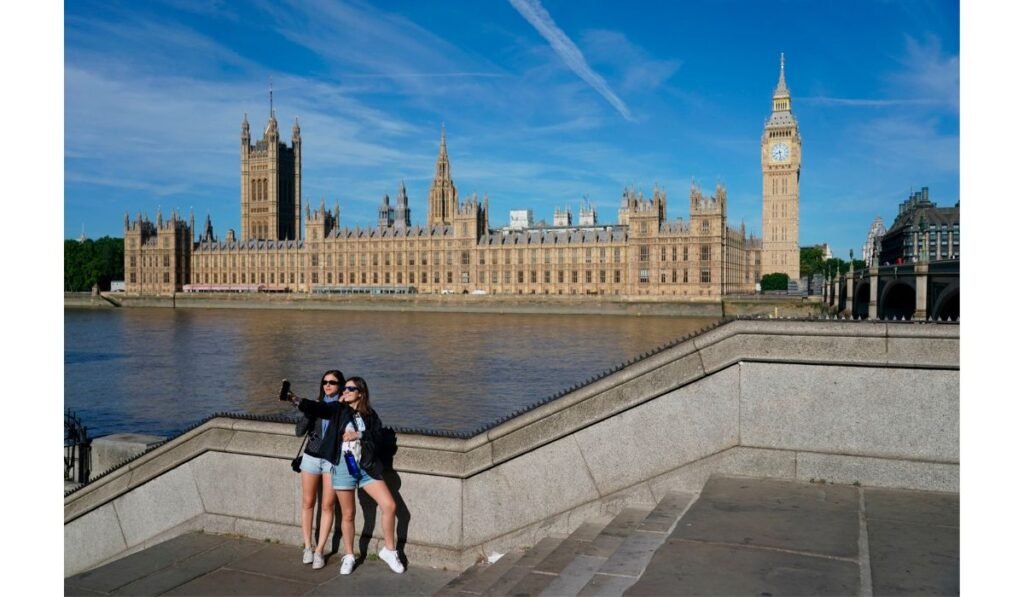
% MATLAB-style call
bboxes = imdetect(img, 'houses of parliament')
[124,58,801,298]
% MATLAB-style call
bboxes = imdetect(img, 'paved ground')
[65,477,958,596]
[626,477,959,596]
[64,535,457,596]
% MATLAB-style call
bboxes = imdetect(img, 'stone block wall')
[64,319,958,576]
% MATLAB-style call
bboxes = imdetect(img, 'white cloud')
[893,35,959,111]
[508,0,633,121]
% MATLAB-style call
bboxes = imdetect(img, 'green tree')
[760,272,789,291]
[800,246,825,278]
[64,237,124,291]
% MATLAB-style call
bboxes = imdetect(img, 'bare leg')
[300,471,321,548]
[361,480,398,551]
[314,472,336,555]
[336,489,357,555]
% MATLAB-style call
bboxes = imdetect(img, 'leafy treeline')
[800,247,865,279]
[760,247,869,291]
[65,237,124,291]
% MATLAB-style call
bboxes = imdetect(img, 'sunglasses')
[322,379,340,386]
[342,386,360,393]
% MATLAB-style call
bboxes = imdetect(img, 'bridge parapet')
[825,259,959,321]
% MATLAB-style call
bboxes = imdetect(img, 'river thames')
[64,308,718,438]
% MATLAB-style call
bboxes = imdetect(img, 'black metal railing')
[65,409,91,484]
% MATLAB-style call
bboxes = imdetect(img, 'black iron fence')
[65,409,91,484]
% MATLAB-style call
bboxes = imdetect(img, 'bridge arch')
[853,280,871,320]
[880,280,916,320]
[932,285,960,321]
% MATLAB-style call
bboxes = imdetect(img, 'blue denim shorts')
[299,453,335,475]
[332,463,377,490]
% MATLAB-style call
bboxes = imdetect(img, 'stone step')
[578,491,695,596]
[438,492,697,597]
[433,549,525,597]
[503,516,617,597]
[521,505,651,597]
[480,535,567,597]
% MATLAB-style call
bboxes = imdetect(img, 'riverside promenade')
[65,476,958,595]
[65,319,958,592]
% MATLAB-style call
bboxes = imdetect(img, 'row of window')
[196,267,716,287]
[189,244,722,269]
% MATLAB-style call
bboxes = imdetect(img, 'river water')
[64,308,718,438]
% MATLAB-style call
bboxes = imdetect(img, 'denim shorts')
[332,463,377,490]
[299,453,335,475]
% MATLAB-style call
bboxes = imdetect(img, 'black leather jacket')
[297,399,345,465]
[298,399,386,479]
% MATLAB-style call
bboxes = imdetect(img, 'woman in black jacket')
[292,376,403,576]
[293,369,345,570]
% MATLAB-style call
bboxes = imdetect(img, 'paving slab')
[224,542,342,584]
[867,519,959,596]
[577,572,639,597]
[164,568,315,596]
[65,533,228,593]
[625,539,860,596]
[595,531,665,578]
[309,563,456,596]
[540,554,606,597]
[636,491,694,533]
[671,477,860,558]
[110,538,268,595]
[864,486,959,527]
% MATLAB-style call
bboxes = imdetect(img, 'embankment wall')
[64,319,958,576]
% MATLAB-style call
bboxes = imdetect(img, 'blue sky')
[64,0,959,257]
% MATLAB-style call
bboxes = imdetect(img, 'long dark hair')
[317,369,345,401]
[345,376,372,416]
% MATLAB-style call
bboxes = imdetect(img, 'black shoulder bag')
[291,433,308,473]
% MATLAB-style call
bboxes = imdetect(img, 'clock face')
[770,142,790,162]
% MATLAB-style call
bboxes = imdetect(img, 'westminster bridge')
[824,258,959,321]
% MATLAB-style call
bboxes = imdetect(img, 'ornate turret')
[427,125,458,227]
[395,181,411,229]
[378,193,395,229]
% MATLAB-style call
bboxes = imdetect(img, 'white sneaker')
[302,546,314,565]
[378,547,404,574]
[339,554,356,575]
[312,552,325,570]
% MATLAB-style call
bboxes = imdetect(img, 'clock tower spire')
[761,53,801,281]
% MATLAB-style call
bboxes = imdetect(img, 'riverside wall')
[68,291,829,318]
[63,319,959,576]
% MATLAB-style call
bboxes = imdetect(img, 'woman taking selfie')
[292,369,345,570]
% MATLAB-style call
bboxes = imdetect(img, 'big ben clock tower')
[761,53,801,281]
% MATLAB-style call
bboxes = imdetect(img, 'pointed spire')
[242,113,250,137]
[774,52,789,97]
[292,116,300,140]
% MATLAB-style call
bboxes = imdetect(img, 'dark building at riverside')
[877,187,959,266]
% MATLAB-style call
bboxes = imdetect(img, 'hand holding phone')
[278,379,291,401]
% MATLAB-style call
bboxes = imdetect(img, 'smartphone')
[278,379,291,401]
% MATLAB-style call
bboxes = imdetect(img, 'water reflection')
[64,308,718,437]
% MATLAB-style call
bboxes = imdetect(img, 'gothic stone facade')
[123,61,812,298]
